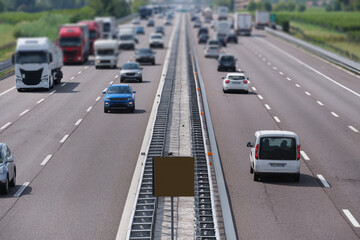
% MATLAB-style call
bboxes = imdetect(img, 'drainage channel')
[186,18,218,239]
[128,15,181,239]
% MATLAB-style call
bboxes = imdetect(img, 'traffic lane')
[238,35,360,128]
[192,27,359,239]
[0,34,167,240]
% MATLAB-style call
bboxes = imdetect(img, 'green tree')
[247,0,256,11]
[89,0,104,15]
[264,1,272,11]
[325,4,332,11]
[132,0,147,13]
[297,3,306,11]
[0,0,5,12]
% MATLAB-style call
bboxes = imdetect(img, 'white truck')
[203,7,213,20]
[13,37,63,92]
[94,39,118,69]
[234,12,252,36]
[218,6,228,20]
[94,16,115,39]
[255,11,270,29]
[216,20,231,37]
[118,25,137,50]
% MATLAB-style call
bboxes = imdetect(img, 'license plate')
[270,163,286,167]
[232,82,240,84]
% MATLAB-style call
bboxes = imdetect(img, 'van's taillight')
[297,145,300,160]
[225,79,230,83]
[255,144,259,160]
[243,80,247,84]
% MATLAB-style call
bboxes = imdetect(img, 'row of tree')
[247,0,306,12]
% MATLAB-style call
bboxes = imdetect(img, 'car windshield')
[136,27,143,31]
[90,30,97,39]
[123,63,140,69]
[139,49,153,54]
[107,86,131,94]
[120,35,133,40]
[209,46,218,50]
[103,22,111,32]
[152,35,162,39]
[15,51,48,64]
[97,49,114,55]
[59,37,81,47]
[228,75,245,80]
[259,137,296,160]
[209,40,218,44]
[221,56,234,61]
[156,27,163,31]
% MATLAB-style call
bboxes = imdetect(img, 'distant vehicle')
[94,16,115,39]
[118,26,136,50]
[94,39,118,69]
[226,32,238,43]
[147,19,155,27]
[103,84,136,113]
[132,18,140,25]
[139,6,148,19]
[217,54,237,72]
[58,23,90,64]
[155,26,165,35]
[222,72,248,93]
[204,18,211,24]
[207,38,221,47]
[13,37,63,91]
[218,6,228,20]
[198,34,209,44]
[194,20,202,28]
[203,7,213,20]
[210,20,216,29]
[136,26,145,35]
[135,48,156,65]
[0,143,16,194]
[234,12,252,36]
[255,11,270,29]
[198,27,208,36]
[149,33,164,48]
[216,21,230,38]
[204,45,220,58]
[216,34,227,47]
[247,130,301,182]
[164,18,171,25]
[191,15,198,21]
[120,62,143,82]
[78,20,101,55]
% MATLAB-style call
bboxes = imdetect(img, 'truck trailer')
[234,12,252,36]
[94,17,115,39]
[255,11,270,29]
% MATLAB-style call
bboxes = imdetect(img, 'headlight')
[137,71,142,75]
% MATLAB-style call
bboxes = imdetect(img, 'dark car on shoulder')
[198,34,209,44]
[226,32,238,43]
[135,48,156,65]
[217,54,237,72]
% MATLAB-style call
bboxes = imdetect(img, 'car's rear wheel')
[152,60,155,65]
[294,173,300,182]
[9,169,16,187]
[1,177,9,195]
[120,78,124,83]
[104,108,109,113]
[253,172,260,182]
[250,165,253,174]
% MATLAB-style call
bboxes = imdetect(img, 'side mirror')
[102,90,106,94]
[11,54,15,64]
[222,77,224,79]
[133,90,136,93]
[6,156,13,162]
[246,142,253,147]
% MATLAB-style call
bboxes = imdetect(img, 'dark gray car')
[135,48,156,65]
[0,143,16,194]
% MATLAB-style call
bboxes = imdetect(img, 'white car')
[204,45,220,58]
[247,130,301,182]
[222,72,248,93]
[132,18,140,25]
[149,33,164,48]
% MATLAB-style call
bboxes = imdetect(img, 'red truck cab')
[58,24,90,64]
[78,20,100,55]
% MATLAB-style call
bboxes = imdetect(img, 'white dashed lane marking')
[86,106,93,112]
[115,75,119,79]
[286,77,291,81]
[14,182,29,197]
[265,104,271,110]
[78,71,82,75]
[252,87,256,91]
[273,66,277,70]
[0,86,15,97]
[331,112,339,117]
[305,91,311,96]
[300,151,310,160]
[60,135,69,143]
[348,126,359,133]
[41,155,52,166]
[37,99,44,104]
[343,210,360,228]
[317,101,324,106]
[295,84,301,88]
[258,95,263,100]
[61,83,67,87]
[274,116,281,123]
[267,62,271,66]
[110,81,114,85]
[96,96,101,101]
[75,119,82,126]
[279,72,284,75]
[0,122,11,130]
[70,77,75,80]
[50,90,56,95]
[19,109,29,116]
[317,174,330,187]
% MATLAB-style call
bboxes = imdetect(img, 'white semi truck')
[95,16,115,39]
[255,11,270,29]
[13,37,63,92]
[118,25,137,50]
[94,39,119,69]
[216,20,231,37]
[234,12,252,36]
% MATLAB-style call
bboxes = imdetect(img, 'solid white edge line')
[300,151,310,160]
[331,112,339,117]
[0,86,16,97]
[317,174,330,187]
[258,95,263,100]
[252,87,256,91]
[86,106,92,112]
[262,39,360,98]
[50,90,56,95]
[274,116,281,123]
[75,119,82,126]
[61,83,67,87]
[317,101,324,106]
[60,134,69,143]
[305,91,311,96]
[37,99,44,104]
[348,126,359,133]
[265,104,271,110]
[40,155,52,166]
[14,182,30,197]
[0,122,11,130]
[96,96,101,101]
[117,14,180,240]
[19,109,29,116]
[343,209,360,228]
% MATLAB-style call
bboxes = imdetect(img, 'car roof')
[255,130,299,139]
[226,72,244,77]
[151,33,163,36]
[109,84,130,88]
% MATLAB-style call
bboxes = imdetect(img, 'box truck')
[234,12,252,36]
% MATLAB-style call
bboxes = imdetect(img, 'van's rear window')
[259,137,296,160]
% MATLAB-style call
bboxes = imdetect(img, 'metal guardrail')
[265,27,360,74]
[127,15,181,240]
[188,13,238,240]
[0,59,13,72]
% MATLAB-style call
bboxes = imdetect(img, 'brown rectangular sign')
[153,157,194,197]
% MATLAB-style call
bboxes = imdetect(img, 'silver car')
[0,143,16,194]
[120,62,143,83]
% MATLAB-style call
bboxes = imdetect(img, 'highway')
[190,15,360,239]
[0,17,174,239]
[0,11,359,239]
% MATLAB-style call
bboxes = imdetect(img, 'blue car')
[103,84,136,113]
[136,26,145,34]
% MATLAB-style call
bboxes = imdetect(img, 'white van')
[247,130,301,182]
[94,39,118,69]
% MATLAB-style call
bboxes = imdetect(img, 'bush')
[0,11,47,24]
[69,6,95,23]
[347,31,360,43]
[282,21,290,32]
